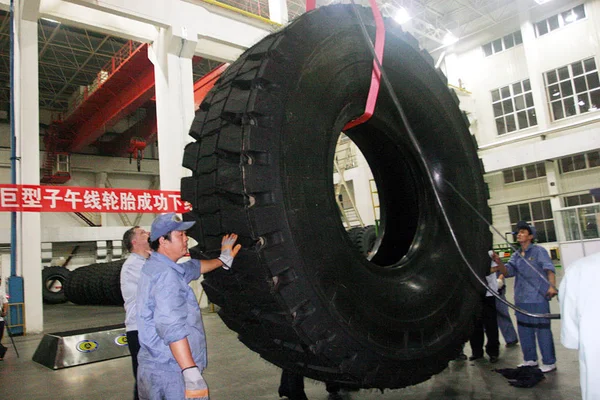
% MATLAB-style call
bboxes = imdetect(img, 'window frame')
[492,78,538,135]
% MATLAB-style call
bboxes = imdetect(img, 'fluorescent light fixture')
[443,32,458,46]
[534,0,552,4]
[393,7,411,24]
[41,17,60,24]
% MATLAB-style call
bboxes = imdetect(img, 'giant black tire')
[42,266,70,304]
[181,4,491,389]
[63,260,125,306]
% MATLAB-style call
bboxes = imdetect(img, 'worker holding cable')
[491,220,558,373]
[136,213,241,400]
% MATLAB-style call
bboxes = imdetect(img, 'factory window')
[503,162,546,184]
[482,30,523,57]
[564,193,594,207]
[544,57,600,121]
[492,79,537,135]
[535,4,586,37]
[559,150,600,173]
[508,200,556,243]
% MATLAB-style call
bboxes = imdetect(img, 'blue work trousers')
[515,302,556,365]
[496,293,518,344]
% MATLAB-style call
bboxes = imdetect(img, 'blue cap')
[150,213,195,242]
[515,220,536,239]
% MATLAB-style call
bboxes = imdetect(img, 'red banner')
[0,184,191,213]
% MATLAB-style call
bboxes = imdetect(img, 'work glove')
[182,366,209,400]
[218,233,242,270]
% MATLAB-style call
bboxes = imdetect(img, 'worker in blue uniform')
[136,213,241,399]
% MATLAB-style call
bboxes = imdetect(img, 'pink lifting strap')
[304,1,385,130]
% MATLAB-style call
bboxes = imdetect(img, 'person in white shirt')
[559,252,600,400]
[0,277,8,360]
[120,226,151,399]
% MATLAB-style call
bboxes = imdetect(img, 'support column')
[96,172,108,226]
[545,160,564,242]
[268,0,288,24]
[14,2,43,333]
[149,25,197,192]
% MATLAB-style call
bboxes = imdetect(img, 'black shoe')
[506,340,519,347]
[0,344,7,359]
[469,355,483,361]
[455,352,467,361]
[490,356,499,363]
[328,394,343,400]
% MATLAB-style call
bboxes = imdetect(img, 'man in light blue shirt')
[492,220,558,373]
[136,213,240,400]
[121,226,151,400]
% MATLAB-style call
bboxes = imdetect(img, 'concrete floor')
[0,276,582,400]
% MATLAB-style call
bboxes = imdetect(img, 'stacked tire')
[347,225,378,257]
[42,266,70,304]
[181,4,491,390]
[64,260,125,306]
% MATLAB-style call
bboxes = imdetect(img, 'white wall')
[442,0,600,249]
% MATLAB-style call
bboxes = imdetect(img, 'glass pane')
[523,79,531,91]
[518,203,531,221]
[572,61,584,76]
[577,93,590,113]
[536,21,549,36]
[573,154,586,170]
[563,9,577,25]
[505,114,517,132]
[491,89,500,102]
[548,15,559,31]
[549,84,561,99]
[558,66,570,80]
[503,99,514,113]
[514,30,523,45]
[574,4,586,20]
[546,71,557,85]
[496,118,506,135]
[534,222,547,243]
[528,108,538,126]
[513,166,524,181]
[542,200,552,219]
[582,206,600,239]
[564,195,578,207]
[560,81,574,96]
[562,209,581,241]
[525,164,537,179]
[483,43,493,57]
[580,194,594,204]
[514,95,525,110]
[501,86,511,98]
[561,157,574,173]
[517,111,528,129]
[586,73,600,89]
[532,201,544,220]
[552,100,564,120]
[564,97,576,117]
[513,82,523,95]
[493,102,503,117]
[574,76,587,93]
[546,220,557,242]
[504,34,514,49]
[588,151,600,167]
[525,92,534,107]
[503,170,514,184]
[537,162,546,176]
[589,89,600,110]
[584,57,596,72]
[508,205,519,223]
[492,38,503,53]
